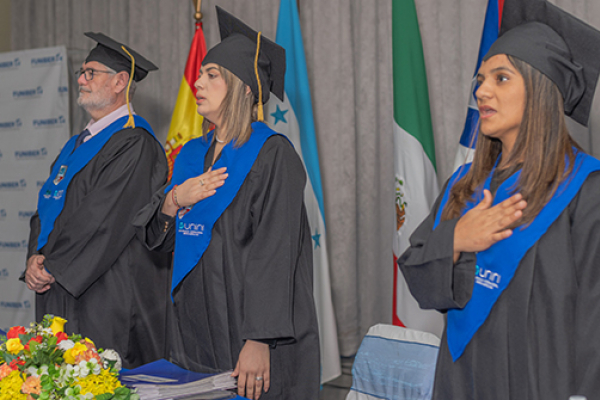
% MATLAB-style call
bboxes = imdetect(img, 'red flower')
[55,331,68,343]
[9,358,25,368]
[6,326,26,339]
[24,335,43,351]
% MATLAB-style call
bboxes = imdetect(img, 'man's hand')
[25,255,55,293]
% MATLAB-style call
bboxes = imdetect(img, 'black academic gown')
[27,127,172,369]
[398,171,600,399]
[134,135,320,400]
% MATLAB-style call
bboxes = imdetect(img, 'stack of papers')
[121,359,238,400]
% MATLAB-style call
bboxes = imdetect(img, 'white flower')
[78,360,90,378]
[58,339,75,351]
[26,364,50,377]
[101,348,122,371]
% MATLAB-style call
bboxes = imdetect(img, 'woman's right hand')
[162,167,228,216]
[453,189,527,262]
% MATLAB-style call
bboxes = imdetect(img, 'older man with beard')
[22,33,171,368]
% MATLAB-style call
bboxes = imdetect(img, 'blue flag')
[267,0,341,383]
[454,0,503,169]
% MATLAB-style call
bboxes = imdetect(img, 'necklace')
[215,135,225,144]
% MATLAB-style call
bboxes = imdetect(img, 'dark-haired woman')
[134,7,319,400]
[398,3,600,399]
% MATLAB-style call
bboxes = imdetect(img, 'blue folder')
[121,358,247,399]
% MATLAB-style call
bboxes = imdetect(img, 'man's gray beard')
[77,89,113,113]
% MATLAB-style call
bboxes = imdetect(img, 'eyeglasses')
[76,68,115,81]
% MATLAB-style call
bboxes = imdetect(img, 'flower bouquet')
[0,314,138,400]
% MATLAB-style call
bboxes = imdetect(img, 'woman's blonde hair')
[201,65,257,146]
[441,55,580,227]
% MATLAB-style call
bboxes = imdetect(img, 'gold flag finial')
[193,0,203,21]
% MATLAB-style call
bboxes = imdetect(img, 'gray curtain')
[11,0,600,359]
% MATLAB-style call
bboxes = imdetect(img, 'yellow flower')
[49,316,67,335]
[64,342,87,364]
[6,338,24,355]
[0,370,27,400]
[75,368,122,395]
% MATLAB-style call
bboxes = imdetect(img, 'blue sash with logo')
[434,151,600,361]
[37,116,158,250]
[167,122,283,295]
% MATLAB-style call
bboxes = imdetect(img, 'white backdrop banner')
[0,46,70,331]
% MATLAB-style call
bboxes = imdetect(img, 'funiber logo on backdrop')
[13,86,43,99]
[0,240,28,251]
[0,179,26,190]
[31,53,63,67]
[33,115,66,128]
[0,58,20,70]
[0,118,22,130]
[14,147,48,160]
[18,211,36,220]
[0,300,32,310]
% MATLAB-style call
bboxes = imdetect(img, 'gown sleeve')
[132,185,176,253]
[27,212,41,259]
[398,182,477,311]
[41,129,167,298]
[239,136,310,342]
[568,171,600,395]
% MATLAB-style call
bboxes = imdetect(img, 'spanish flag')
[165,22,207,178]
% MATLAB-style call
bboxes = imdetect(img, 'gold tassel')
[254,32,264,122]
[121,46,136,128]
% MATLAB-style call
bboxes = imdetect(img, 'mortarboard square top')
[484,1,600,126]
[202,6,286,104]
[84,32,158,82]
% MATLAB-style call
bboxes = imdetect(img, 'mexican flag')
[392,0,444,337]
[165,22,207,179]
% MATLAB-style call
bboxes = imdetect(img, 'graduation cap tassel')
[254,31,264,122]
[121,46,136,129]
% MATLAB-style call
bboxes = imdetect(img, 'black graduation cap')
[484,1,600,126]
[202,6,286,107]
[84,32,158,82]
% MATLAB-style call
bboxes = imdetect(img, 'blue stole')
[167,122,283,295]
[36,115,158,251]
[434,151,600,361]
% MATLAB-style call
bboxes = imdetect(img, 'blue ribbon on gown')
[167,122,284,295]
[37,116,158,251]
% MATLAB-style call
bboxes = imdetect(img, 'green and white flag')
[392,0,444,337]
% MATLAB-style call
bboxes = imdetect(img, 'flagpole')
[193,0,203,21]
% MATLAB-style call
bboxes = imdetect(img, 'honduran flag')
[165,22,208,179]
[266,0,341,383]
[454,0,505,170]
[392,0,444,338]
